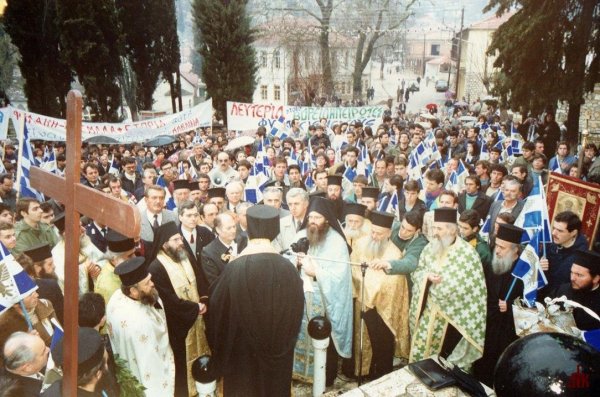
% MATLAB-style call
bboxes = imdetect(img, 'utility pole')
[455,7,465,97]
[422,33,426,76]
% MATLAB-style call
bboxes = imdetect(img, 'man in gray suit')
[273,188,309,252]
[487,176,525,245]
[140,185,179,259]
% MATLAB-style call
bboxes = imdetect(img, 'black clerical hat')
[114,256,148,286]
[309,190,327,199]
[361,186,380,200]
[188,181,200,191]
[573,249,600,274]
[369,211,395,229]
[246,205,280,241]
[433,208,457,224]
[106,230,135,253]
[344,203,367,218]
[173,179,190,191]
[24,243,52,262]
[52,327,105,376]
[327,174,343,186]
[53,213,66,233]
[496,223,524,245]
[207,187,226,199]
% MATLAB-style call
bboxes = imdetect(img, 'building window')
[260,85,268,100]
[431,44,440,56]
[274,50,281,69]
[274,85,281,101]
[261,51,267,68]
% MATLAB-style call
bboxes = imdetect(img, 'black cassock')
[207,252,304,397]
[148,257,209,397]
[473,262,523,387]
[554,283,600,331]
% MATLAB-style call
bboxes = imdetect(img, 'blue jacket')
[545,233,588,292]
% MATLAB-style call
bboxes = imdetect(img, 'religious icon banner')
[546,172,600,249]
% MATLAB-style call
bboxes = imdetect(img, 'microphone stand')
[357,261,368,386]
[289,252,371,385]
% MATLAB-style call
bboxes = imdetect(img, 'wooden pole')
[63,90,83,397]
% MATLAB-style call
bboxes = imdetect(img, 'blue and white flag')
[479,214,492,243]
[515,176,551,243]
[18,124,45,201]
[0,242,38,315]
[50,318,64,350]
[244,174,269,204]
[377,191,398,214]
[343,165,357,183]
[108,155,120,176]
[270,115,288,140]
[582,329,600,351]
[40,147,57,174]
[512,230,548,307]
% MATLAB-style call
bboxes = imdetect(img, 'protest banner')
[0,107,9,140]
[3,98,213,143]
[226,101,385,133]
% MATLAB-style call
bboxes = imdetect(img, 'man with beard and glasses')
[473,223,524,386]
[293,197,353,386]
[343,202,371,251]
[409,208,487,372]
[346,211,410,380]
[148,221,209,397]
[207,205,304,396]
[551,249,600,331]
[107,257,176,396]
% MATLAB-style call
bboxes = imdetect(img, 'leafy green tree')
[0,21,17,105]
[192,0,257,119]
[3,0,72,117]
[485,0,599,144]
[56,0,123,121]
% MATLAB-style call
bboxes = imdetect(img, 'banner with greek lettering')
[226,101,286,131]
[0,107,9,140]
[5,98,212,143]
[226,101,385,133]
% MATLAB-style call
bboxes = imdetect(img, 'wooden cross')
[30,90,141,397]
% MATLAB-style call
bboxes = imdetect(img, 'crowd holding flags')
[0,242,38,325]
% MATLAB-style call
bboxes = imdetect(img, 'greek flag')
[479,214,492,243]
[243,174,269,204]
[512,230,548,307]
[108,155,120,176]
[514,176,551,243]
[343,165,357,183]
[377,191,399,214]
[270,116,287,140]
[40,147,57,174]
[50,318,64,350]
[0,242,38,315]
[18,124,45,201]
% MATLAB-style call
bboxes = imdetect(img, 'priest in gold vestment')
[148,221,210,397]
[349,210,411,379]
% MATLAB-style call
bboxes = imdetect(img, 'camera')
[290,237,309,254]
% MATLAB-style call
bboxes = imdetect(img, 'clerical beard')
[344,226,361,240]
[492,253,514,275]
[139,287,159,306]
[364,239,389,259]
[307,222,330,247]
[429,235,455,256]
[164,245,187,262]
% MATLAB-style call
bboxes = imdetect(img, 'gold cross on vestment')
[30,90,141,397]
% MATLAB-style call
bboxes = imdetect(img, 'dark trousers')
[364,309,395,379]
[326,336,339,386]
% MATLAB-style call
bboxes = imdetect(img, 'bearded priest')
[148,221,210,397]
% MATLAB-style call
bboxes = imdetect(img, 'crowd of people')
[0,104,599,397]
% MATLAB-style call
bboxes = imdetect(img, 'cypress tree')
[56,0,123,122]
[3,0,72,117]
[192,0,257,119]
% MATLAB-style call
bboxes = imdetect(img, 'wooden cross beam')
[30,90,141,397]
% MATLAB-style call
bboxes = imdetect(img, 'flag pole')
[504,277,517,302]
[18,300,33,331]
